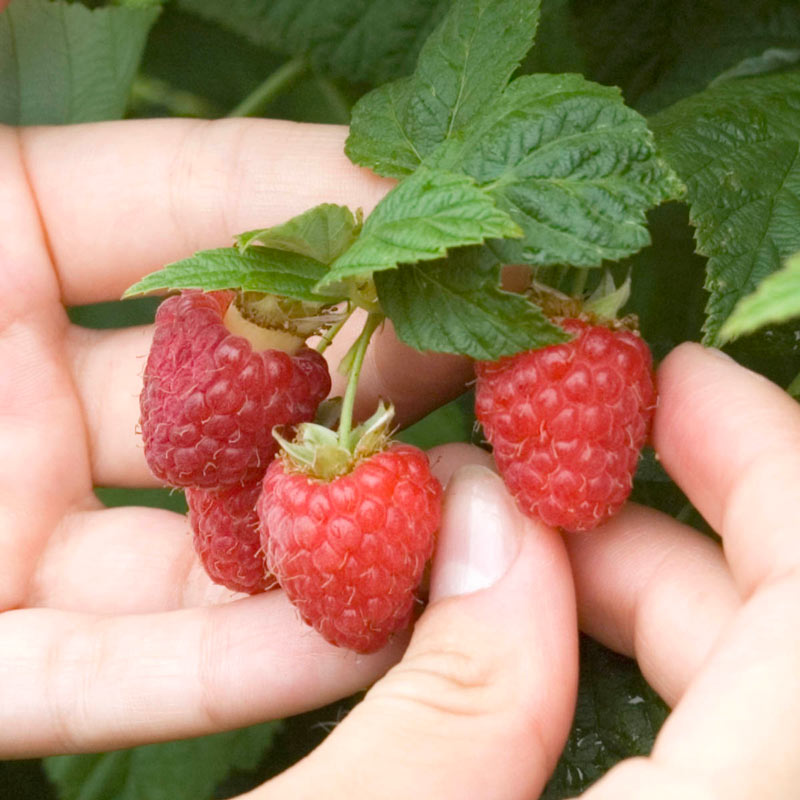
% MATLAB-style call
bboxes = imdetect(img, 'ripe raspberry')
[475,319,656,532]
[257,443,441,653]
[140,291,331,488]
[187,483,274,594]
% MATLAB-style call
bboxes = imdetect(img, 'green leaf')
[0,0,160,124]
[710,47,800,85]
[431,73,682,267]
[176,0,449,86]
[43,722,279,800]
[572,0,800,114]
[397,393,476,449]
[318,168,521,290]
[651,71,800,344]
[719,251,800,341]
[376,247,567,360]
[343,77,420,179]
[236,204,362,265]
[541,636,668,799]
[788,370,800,398]
[124,247,339,302]
[345,0,541,177]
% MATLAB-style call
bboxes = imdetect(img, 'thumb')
[253,463,578,800]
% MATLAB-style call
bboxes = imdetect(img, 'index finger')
[19,118,393,305]
[653,343,800,595]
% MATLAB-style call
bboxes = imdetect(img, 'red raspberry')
[187,483,274,594]
[475,319,656,532]
[257,444,441,653]
[140,291,331,488]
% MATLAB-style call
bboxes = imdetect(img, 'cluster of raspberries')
[140,291,441,653]
[140,291,655,653]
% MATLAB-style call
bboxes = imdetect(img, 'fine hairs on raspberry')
[140,290,331,489]
[187,483,276,595]
[257,443,441,653]
[475,318,656,533]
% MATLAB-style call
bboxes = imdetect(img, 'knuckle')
[374,638,507,720]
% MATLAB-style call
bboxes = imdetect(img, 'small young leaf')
[343,77,420,179]
[345,0,541,177]
[43,722,280,800]
[124,247,340,302]
[0,0,160,125]
[651,71,800,345]
[719,251,800,342]
[236,204,362,265]
[376,247,567,360]
[317,168,521,290]
[431,73,683,267]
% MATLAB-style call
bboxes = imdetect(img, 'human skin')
[1,119,799,799]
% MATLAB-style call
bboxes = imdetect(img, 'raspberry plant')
[3,0,800,798]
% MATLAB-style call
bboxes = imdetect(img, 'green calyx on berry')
[273,401,395,481]
[225,291,346,354]
[529,272,637,332]
[583,272,632,323]
[273,309,386,481]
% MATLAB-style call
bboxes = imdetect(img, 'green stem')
[316,304,354,354]
[314,75,352,125]
[338,313,383,447]
[571,267,589,298]
[227,56,309,118]
[552,265,570,293]
[130,76,221,119]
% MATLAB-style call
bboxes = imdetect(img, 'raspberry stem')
[316,303,353,355]
[571,267,589,298]
[338,312,383,448]
[227,55,309,117]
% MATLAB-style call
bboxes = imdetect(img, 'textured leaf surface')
[720,251,800,341]
[236,204,361,265]
[432,73,682,267]
[44,723,279,800]
[345,0,540,177]
[177,0,448,85]
[319,168,520,289]
[376,247,567,359]
[0,0,159,124]
[651,71,800,344]
[541,637,668,799]
[125,247,336,302]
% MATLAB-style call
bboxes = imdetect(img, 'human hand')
[232,344,800,799]
[569,344,800,798]
[0,118,473,757]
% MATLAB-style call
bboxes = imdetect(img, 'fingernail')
[430,465,523,601]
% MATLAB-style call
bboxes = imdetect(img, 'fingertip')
[653,339,800,533]
[429,464,522,602]
[426,443,495,486]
